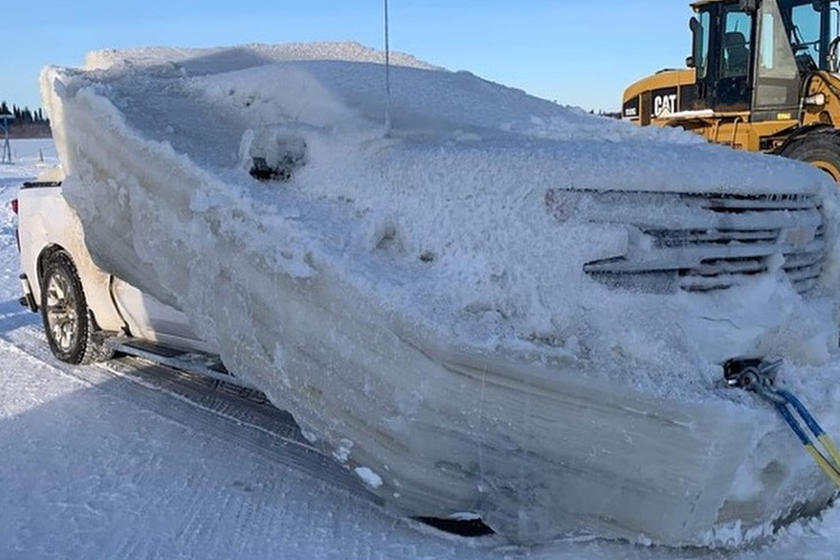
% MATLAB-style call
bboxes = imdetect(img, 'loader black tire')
[780,130,840,183]
[39,251,114,365]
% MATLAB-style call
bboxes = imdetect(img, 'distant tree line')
[0,101,51,138]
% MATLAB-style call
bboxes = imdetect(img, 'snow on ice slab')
[40,42,840,545]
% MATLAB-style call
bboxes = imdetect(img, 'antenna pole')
[384,0,393,137]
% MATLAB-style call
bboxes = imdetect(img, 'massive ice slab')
[41,42,840,545]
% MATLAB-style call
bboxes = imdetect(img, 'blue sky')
[3,1,695,112]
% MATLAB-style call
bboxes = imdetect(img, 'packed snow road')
[1,139,839,559]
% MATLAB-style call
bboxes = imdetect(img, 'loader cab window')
[721,10,753,78]
[692,11,712,79]
[788,0,830,71]
[714,5,754,111]
[753,0,821,115]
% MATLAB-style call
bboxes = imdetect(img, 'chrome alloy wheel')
[45,271,80,353]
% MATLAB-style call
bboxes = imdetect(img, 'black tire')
[780,130,840,183]
[39,251,113,364]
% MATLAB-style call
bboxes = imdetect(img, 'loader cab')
[689,0,834,118]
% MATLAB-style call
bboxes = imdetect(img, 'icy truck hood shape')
[42,43,840,546]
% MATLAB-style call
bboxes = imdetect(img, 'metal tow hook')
[724,358,840,488]
[724,358,785,402]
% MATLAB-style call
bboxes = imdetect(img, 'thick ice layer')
[41,43,840,545]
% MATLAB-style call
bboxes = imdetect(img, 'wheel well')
[36,244,70,285]
[37,246,115,364]
[773,124,837,155]
[37,245,106,332]
[37,245,124,336]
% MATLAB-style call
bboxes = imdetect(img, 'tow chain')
[725,359,840,489]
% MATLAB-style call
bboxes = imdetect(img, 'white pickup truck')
[29,43,840,545]
[14,169,231,381]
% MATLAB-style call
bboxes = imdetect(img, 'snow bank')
[41,42,840,546]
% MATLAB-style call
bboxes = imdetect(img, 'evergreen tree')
[0,100,52,134]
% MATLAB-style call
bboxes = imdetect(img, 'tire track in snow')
[0,322,378,506]
[0,322,426,559]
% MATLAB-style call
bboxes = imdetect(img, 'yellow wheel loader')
[623,0,840,180]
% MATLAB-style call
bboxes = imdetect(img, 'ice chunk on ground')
[354,467,383,489]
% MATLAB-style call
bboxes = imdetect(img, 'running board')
[110,338,260,391]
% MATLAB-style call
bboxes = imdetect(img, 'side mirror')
[829,36,840,73]
[689,17,701,70]
[689,16,700,33]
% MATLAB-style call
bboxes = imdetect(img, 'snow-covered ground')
[1,138,839,559]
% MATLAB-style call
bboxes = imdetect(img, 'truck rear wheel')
[40,251,113,364]
[780,131,840,183]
